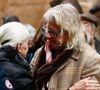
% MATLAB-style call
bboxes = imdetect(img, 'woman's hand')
[70,77,100,90]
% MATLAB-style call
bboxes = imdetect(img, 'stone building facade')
[0,0,93,29]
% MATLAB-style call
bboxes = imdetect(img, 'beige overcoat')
[31,43,100,90]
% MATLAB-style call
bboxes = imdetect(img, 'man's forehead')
[47,21,60,29]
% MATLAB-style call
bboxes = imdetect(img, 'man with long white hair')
[31,4,100,90]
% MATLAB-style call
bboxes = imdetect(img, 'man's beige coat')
[31,43,100,90]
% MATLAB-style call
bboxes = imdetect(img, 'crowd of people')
[0,0,100,90]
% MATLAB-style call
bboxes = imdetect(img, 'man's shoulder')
[81,43,100,59]
[82,43,97,53]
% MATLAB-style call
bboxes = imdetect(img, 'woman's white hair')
[24,24,36,38]
[43,3,86,50]
[0,22,29,47]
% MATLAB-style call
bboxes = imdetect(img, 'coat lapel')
[55,49,80,73]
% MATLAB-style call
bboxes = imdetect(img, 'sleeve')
[81,54,100,83]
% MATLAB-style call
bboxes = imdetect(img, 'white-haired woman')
[0,22,34,90]
[30,4,100,90]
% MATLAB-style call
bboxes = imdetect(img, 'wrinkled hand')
[70,77,100,90]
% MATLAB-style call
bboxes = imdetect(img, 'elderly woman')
[0,22,34,90]
[30,4,100,90]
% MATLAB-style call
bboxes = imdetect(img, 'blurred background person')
[89,1,100,54]
[2,15,20,24]
[50,0,83,13]
[81,13,99,48]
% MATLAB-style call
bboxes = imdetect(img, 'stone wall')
[79,0,93,12]
[0,0,50,29]
[0,0,92,29]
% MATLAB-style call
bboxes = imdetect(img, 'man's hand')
[70,77,100,90]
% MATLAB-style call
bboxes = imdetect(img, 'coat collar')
[71,49,80,60]
[38,46,81,73]
[55,49,80,73]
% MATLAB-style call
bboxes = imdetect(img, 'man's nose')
[45,32,51,39]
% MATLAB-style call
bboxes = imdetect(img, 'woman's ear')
[16,43,22,53]
[16,41,28,58]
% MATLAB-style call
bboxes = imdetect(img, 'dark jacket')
[0,45,34,90]
[94,37,100,54]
